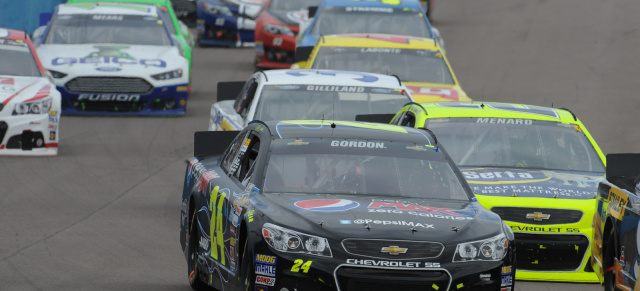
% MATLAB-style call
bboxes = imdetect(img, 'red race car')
[254,0,321,69]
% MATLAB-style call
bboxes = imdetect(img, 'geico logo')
[78,94,140,102]
[51,57,167,68]
[255,254,276,264]
[330,140,385,148]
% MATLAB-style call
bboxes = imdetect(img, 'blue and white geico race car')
[209,69,414,130]
[33,2,190,116]
[196,0,263,47]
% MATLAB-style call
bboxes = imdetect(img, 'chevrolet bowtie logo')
[526,212,550,221]
[381,246,408,255]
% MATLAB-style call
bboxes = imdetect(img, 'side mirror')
[308,6,318,18]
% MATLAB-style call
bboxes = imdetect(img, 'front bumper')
[250,245,515,291]
[0,111,60,156]
[57,84,189,116]
[254,33,297,69]
[197,13,256,47]
[476,195,599,282]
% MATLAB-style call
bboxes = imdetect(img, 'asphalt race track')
[1,0,638,290]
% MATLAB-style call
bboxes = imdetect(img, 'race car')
[390,101,606,282]
[171,0,198,27]
[254,0,322,69]
[196,0,263,47]
[293,34,470,103]
[294,0,442,63]
[592,154,640,290]
[66,0,195,72]
[0,28,61,156]
[209,69,414,131]
[33,2,190,115]
[181,119,516,291]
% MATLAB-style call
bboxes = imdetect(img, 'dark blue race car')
[197,0,263,47]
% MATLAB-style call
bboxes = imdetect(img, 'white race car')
[0,28,61,156]
[209,69,414,130]
[33,2,190,116]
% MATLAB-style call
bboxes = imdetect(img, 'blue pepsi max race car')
[197,0,263,47]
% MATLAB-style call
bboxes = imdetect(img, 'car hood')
[0,76,53,106]
[459,167,604,200]
[260,193,503,243]
[36,44,186,76]
[404,82,470,103]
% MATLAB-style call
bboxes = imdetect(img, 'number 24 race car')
[180,120,516,291]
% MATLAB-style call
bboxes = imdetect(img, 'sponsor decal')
[230,237,236,247]
[49,131,56,141]
[345,6,393,13]
[476,118,533,125]
[306,85,365,92]
[48,110,57,116]
[190,161,221,191]
[230,246,235,260]
[255,264,276,276]
[255,254,277,265]
[381,246,408,255]
[199,237,209,250]
[52,54,166,68]
[501,275,513,286]
[368,200,464,216]
[230,224,236,236]
[353,219,434,229]
[177,86,188,92]
[255,286,268,291]
[463,170,535,180]
[95,66,122,72]
[247,210,254,222]
[340,220,352,224]
[501,288,512,291]
[360,47,401,54]
[278,85,300,90]
[78,94,141,102]
[501,266,513,275]
[93,15,124,21]
[287,139,309,146]
[607,187,628,220]
[294,199,360,212]
[510,226,579,233]
[255,275,275,286]
[330,140,385,148]
[49,115,58,123]
[346,259,439,268]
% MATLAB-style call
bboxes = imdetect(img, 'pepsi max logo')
[294,199,360,212]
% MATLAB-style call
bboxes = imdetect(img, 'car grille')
[265,47,295,64]
[205,26,238,42]
[491,207,583,225]
[341,239,444,259]
[514,233,589,271]
[336,267,449,291]
[0,121,7,144]
[72,101,148,113]
[65,77,153,94]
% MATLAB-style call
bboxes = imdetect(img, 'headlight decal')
[453,233,508,262]
[151,69,183,80]
[13,84,53,115]
[262,223,332,257]
[264,24,294,36]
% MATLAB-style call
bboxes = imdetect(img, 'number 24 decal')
[291,259,312,273]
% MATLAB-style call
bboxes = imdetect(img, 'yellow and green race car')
[292,33,470,103]
[390,101,606,282]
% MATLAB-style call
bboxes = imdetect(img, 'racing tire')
[603,229,620,291]
[239,237,252,291]
[187,211,212,291]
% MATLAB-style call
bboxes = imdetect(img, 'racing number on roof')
[286,70,378,82]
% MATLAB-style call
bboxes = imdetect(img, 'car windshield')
[0,40,41,77]
[312,47,455,84]
[46,14,172,45]
[263,138,470,200]
[253,84,411,121]
[159,8,177,34]
[270,0,322,13]
[311,6,431,38]
[426,118,605,172]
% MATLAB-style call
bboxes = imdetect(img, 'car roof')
[261,120,436,145]
[0,28,27,41]
[58,2,159,16]
[414,102,579,123]
[260,69,405,88]
[317,34,440,50]
[321,0,422,9]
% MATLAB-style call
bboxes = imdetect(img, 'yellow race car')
[292,33,471,103]
[390,101,606,282]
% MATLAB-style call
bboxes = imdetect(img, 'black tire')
[187,211,210,291]
[603,229,619,291]
[239,237,252,291]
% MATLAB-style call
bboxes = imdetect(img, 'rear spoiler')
[217,81,245,102]
[355,114,396,124]
[194,131,239,157]
[606,153,640,192]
